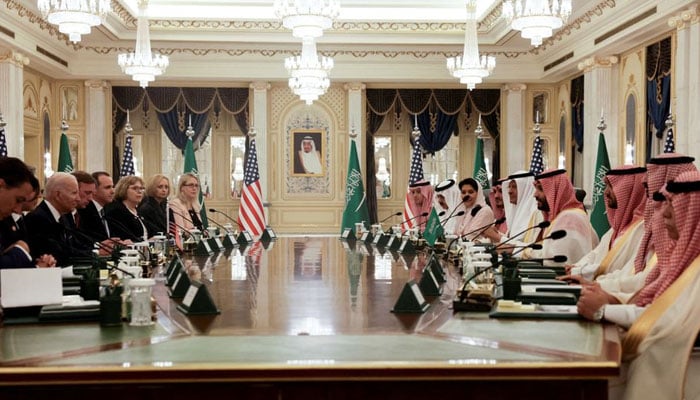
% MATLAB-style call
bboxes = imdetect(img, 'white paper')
[1,268,63,308]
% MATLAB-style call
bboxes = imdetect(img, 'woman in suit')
[138,174,170,236]
[105,175,148,242]
[170,173,203,232]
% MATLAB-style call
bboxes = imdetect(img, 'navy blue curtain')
[646,37,672,159]
[571,75,584,152]
[156,108,211,151]
[416,109,457,155]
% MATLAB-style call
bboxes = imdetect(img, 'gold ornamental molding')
[530,0,617,54]
[668,5,699,30]
[344,82,366,92]
[2,0,615,61]
[503,83,527,92]
[250,81,271,91]
[0,49,30,68]
[577,55,619,72]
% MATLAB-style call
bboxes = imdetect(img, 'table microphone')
[511,230,567,257]
[461,254,568,291]
[440,210,465,225]
[170,208,209,237]
[494,220,551,251]
[461,217,506,239]
[209,208,243,230]
[378,211,403,224]
[398,212,429,231]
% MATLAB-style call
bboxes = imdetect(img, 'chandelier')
[37,0,111,43]
[117,0,169,88]
[285,37,334,105]
[446,0,495,90]
[273,0,340,39]
[503,0,572,47]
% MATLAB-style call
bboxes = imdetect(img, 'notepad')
[0,268,63,308]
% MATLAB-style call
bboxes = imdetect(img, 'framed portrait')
[532,91,548,124]
[291,130,325,176]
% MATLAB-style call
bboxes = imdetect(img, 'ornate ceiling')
[0,0,690,86]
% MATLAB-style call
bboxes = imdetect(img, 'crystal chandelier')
[117,0,169,88]
[37,0,111,43]
[273,0,340,39]
[446,0,495,90]
[285,37,334,105]
[503,0,572,47]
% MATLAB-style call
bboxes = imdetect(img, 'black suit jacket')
[24,201,93,266]
[0,215,26,248]
[137,196,168,236]
[78,201,109,241]
[104,202,148,242]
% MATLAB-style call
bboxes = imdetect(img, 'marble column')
[250,81,270,205]
[669,5,700,160]
[345,82,365,160]
[578,55,619,199]
[0,49,29,158]
[85,80,110,172]
[501,83,527,173]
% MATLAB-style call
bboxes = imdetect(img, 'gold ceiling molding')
[82,45,528,60]
[110,0,137,28]
[530,0,617,54]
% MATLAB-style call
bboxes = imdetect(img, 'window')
[230,137,246,198]
[423,134,459,185]
[374,137,392,199]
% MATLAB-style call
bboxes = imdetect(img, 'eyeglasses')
[182,183,199,188]
[129,186,146,192]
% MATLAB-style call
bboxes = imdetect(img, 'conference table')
[0,236,620,399]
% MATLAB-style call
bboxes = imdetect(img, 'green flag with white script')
[473,138,490,190]
[422,207,444,247]
[57,133,73,172]
[341,139,370,233]
[590,132,610,238]
[183,137,208,229]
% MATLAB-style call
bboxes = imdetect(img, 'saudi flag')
[57,133,73,172]
[590,132,610,238]
[422,207,444,247]
[473,138,490,190]
[183,137,208,228]
[340,139,370,234]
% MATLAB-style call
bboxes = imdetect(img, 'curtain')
[156,108,211,151]
[571,75,585,152]
[646,37,672,159]
[416,108,457,155]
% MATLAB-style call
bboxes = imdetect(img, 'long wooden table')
[0,236,620,399]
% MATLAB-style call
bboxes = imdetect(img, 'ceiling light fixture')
[285,37,334,105]
[273,0,340,39]
[446,0,495,90]
[117,0,169,88]
[502,0,572,47]
[37,0,111,43]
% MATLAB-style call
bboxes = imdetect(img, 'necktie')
[100,208,110,237]
[73,212,80,228]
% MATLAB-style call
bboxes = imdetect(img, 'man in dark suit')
[24,172,92,266]
[77,171,113,241]
[0,158,54,269]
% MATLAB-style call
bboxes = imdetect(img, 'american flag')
[529,135,544,176]
[663,126,675,153]
[120,135,135,177]
[168,208,183,251]
[402,137,424,231]
[238,138,266,238]
[0,125,7,158]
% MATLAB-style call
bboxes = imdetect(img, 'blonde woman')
[105,175,148,242]
[138,174,170,236]
[170,173,203,232]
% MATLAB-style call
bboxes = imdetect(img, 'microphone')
[438,211,447,217]
[461,217,506,239]
[379,211,403,224]
[398,212,429,230]
[170,208,207,237]
[494,220,551,251]
[511,230,567,257]
[522,255,568,264]
[104,215,147,242]
[440,210,465,225]
[209,208,242,230]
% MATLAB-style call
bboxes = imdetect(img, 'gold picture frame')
[291,130,325,176]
